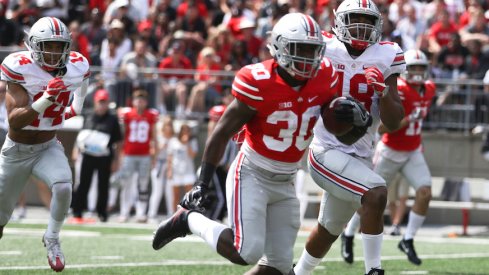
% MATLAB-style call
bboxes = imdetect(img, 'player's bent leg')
[360,186,387,274]
[216,228,248,265]
[360,186,387,234]
[412,186,431,215]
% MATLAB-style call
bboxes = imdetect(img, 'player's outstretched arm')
[378,74,404,131]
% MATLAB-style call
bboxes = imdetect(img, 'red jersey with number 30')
[120,107,159,155]
[0,50,90,130]
[382,78,435,151]
[231,59,339,163]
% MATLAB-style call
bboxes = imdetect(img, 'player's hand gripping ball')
[322,97,355,136]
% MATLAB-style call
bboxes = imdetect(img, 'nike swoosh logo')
[401,242,410,254]
[342,250,350,259]
[308,96,318,103]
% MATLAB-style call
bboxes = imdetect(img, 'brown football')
[322,97,354,136]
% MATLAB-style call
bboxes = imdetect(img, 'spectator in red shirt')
[428,9,459,53]
[158,41,193,117]
[186,47,223,115]
[206,25,232,67]
[69,20,91,64]
[237,19,262,60]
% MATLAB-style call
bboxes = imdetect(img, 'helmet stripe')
[50,17,60,35]
[416,50,420,59]
[362,0,368,8]
[304,15,316,37]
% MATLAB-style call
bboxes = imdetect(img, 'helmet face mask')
[268,13,326,79]
[403,49,430,85]
[25,17,71,70]
[333,0,382,51]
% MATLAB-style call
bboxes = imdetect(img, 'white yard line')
[0,252,488,271]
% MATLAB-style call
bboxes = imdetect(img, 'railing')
[0,45,486,132]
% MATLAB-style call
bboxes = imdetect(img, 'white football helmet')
[403,49,430,84]
[268,13,325,78]
[25,17,71,70]
[333,0,382,50]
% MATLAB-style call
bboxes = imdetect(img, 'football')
[322,97,354,136]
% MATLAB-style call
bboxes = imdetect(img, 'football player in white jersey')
[345,49,436,266]
[293,0,406,274]
[0,17,89,272]
[152,13,370,275]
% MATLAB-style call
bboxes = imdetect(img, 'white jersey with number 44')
[0,50,90,131]
[312,32,406,158]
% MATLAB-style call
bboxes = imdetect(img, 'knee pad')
[52,182,72,201]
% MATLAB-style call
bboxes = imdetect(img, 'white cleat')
[42,235,65,272]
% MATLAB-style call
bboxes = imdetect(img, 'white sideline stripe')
[400,271,429,275]
[1,253,488,270]
[4,228,101,237]
[0,251,22,255]
[91,256,124,260]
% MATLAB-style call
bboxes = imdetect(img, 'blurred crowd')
[0,0,488,119]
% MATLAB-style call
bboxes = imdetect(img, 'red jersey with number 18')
[231,59,339,163]
[120,107,159,155]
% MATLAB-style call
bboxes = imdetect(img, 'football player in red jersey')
[152,13,370,275]
[293,0,406,274]
[115,89,159,222]
[0,17,90,272]
[374,49,435,265]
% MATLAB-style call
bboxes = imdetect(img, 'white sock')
[344,212,361,236]
[45,218,63,239]
[404,211,425,240]
[361,232,383,274]
[187,212,227,251]
[294,248,322,275]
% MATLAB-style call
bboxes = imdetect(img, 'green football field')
[1,222,489,275]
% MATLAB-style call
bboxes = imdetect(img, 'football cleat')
[287,264,296,275]
[42,235,65,272]
[366,268,385,275]
[152,206,191,250]
[389,225,401,236]
[340,233,354,264]
[398,238,422,265]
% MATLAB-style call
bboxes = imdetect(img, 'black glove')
[334,96,372,128]
[179,181,214,212]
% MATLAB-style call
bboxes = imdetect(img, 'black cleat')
[366,268,384,275]
[152,206,191,250]
[340,233,354,264]
[398,238,422,265]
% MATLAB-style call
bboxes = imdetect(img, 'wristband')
[198,161,216,187]
[31,96,53,113]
